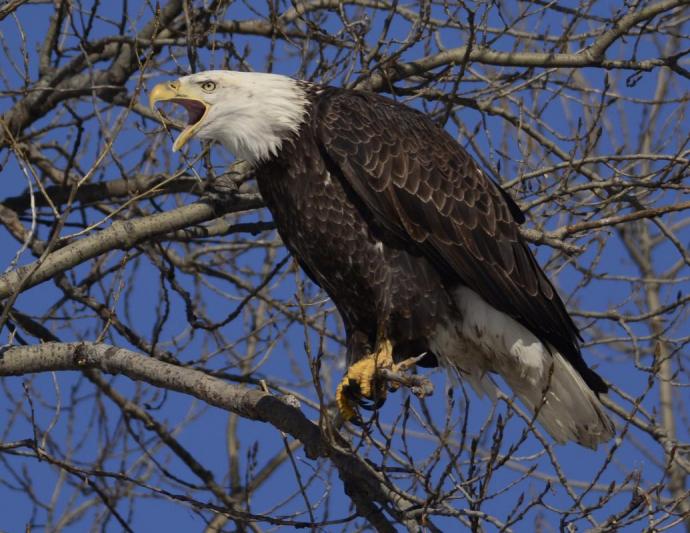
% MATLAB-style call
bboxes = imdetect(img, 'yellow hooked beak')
[149,80,210,152]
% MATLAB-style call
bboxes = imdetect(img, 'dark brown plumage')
[151,71,614,447]
[260,87,606,394]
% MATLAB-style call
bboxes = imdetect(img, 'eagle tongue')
[172,98,206,125]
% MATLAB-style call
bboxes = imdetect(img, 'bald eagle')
[150,71,614,448]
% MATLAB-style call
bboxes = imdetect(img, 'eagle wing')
[315,89,606,393]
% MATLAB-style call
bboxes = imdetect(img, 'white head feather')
[157,71,309,163]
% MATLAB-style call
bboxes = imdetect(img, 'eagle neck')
[220,80,315,165]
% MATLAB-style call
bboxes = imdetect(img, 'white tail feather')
[433,286,615,449]
[501,352,615,448]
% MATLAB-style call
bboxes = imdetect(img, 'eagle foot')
[336,341,432,422]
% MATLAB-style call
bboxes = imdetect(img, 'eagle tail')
[499,351,615,449]
[436,286,615,449]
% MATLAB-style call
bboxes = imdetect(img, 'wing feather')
[314,88,607,393]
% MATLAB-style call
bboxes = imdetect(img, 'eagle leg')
[335,341,433,421]
[336,339,394,421]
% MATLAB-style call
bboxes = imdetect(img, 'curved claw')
[336,340,394,421]
[335,345,434,422]
[357,395,386,411]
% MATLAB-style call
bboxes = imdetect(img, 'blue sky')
[0,1,688,531]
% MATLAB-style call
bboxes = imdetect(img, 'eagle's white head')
[149,70,309,163]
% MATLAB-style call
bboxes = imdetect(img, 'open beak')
[149,81,209,152]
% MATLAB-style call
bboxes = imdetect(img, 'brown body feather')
[257,86,607,395]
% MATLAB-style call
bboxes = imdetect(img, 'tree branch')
[0,341,423,531]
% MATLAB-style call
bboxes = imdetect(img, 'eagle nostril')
[169,81,179,91]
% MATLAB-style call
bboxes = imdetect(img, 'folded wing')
[314,89,606,393]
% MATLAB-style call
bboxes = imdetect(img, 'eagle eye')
[200,81,216,93]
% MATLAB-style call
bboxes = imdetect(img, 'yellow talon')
[336,340,394,421]
[335,380,357,421]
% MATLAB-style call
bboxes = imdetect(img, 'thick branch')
[0,342,420,531]
[0,198,260,300]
